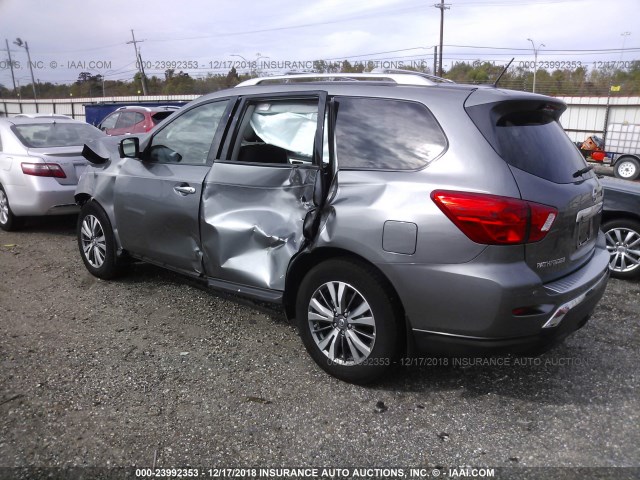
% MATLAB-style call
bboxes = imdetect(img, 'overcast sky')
[0,0,638,87]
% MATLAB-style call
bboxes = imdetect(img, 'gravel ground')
[0,215,639,478]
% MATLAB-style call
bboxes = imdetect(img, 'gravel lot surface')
[0,214,639,478]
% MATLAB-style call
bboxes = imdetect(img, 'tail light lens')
[431,190,557,245]
[21,162,67,178]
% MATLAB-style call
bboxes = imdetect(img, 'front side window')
[231,100,319,165]
[100,113,119,130]
[149,101,228,165]
[334,97,447,170]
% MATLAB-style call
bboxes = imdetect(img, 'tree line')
[1,60,639,99]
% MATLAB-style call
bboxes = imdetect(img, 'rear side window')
[495,111,588,183]
[334,97,446,170]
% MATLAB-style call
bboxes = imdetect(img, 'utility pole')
[527,38,545,93]
[13,38,38,104]
[433,46,437,75]
[434,1,450,77]
[127,29,149,95]
[4,39,18,95]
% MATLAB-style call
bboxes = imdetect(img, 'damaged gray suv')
[76,71,609,383]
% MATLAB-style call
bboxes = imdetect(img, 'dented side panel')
[201,162,318,290]
[113,160,211,274]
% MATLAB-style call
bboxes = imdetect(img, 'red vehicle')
[97,106,179,136]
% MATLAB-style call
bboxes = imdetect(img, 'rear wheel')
[603,219,640,279]
[614,156,640,181]
[296,258,401,384]
[77,201,125,279]
[0,185,23,232]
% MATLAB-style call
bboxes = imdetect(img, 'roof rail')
[371,68,454,84]
[236,71,446,87]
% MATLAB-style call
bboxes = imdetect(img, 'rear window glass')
[13,123,103,148]
[495,111,588,184]
[335,97,447,170]
[151,111,175,125]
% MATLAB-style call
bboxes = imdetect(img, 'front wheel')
[296,259,401,384]
[614,156,640,181]
[77,201,125,279]
[603,219,640,279]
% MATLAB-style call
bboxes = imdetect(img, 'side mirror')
[119,137,140,158]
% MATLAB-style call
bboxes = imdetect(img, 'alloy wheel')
[0,190,8,225]
[80,214,107,268]
[307,281,376,365]
[605,227,640,274]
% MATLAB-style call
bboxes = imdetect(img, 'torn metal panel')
[201,162,317,290]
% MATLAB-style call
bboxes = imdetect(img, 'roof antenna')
[493,58,514,87]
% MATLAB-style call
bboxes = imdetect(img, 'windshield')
[13,122,104,148]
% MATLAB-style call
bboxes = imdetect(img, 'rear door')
[200,91,328,291]
[467,97,603,282]
[111,111,145,136]
[113,99,233,274]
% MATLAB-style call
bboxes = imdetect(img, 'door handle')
[174,185,196,195]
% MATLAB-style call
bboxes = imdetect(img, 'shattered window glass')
[234,100,318,165]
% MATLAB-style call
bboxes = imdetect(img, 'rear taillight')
[431,190,557,245]
[21,162,67,178]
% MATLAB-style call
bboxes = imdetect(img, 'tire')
[603,218,640,279]
[77,201,125,279]
[613,156,640,181]
[296,258,401,384]
[0,185,24,232]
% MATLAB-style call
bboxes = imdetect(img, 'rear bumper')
[380,232,610,352]
[4,179,79,216]
[411,266,608,356]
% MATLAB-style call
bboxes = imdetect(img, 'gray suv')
[76,72,609,383]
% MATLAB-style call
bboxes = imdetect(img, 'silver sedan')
[0,117,104,230]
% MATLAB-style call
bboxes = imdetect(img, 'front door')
[113,99,232,274]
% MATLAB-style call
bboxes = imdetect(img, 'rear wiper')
[573,165,594,177]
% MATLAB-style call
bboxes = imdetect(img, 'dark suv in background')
[97,105,179,136]
[76,71,609,383]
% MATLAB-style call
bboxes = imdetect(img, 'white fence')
[556,96,640,143]
[0,95,199,123]
[2,94,640,144]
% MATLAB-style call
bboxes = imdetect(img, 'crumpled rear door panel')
[200,162,318,290]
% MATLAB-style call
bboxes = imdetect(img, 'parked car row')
[0,75,637,383]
